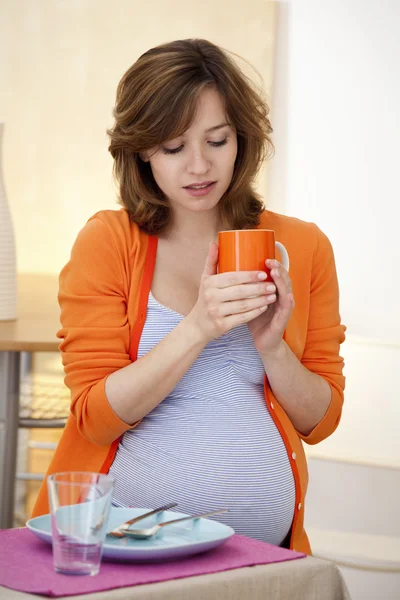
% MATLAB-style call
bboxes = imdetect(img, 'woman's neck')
[163,209,223,246]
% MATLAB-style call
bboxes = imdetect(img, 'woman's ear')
[139,151,150,162]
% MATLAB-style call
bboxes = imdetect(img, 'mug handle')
[275,242,290,272]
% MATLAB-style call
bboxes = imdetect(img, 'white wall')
[2,0,399,464]
[268,0,400,464]
[0,0,276,275]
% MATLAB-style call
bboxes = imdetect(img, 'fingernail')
[272,269,280,278]
[266,285,275,292]
[258,272,268,280]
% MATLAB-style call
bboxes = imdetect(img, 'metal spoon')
[107,502,178,538]
[122,508,229,540]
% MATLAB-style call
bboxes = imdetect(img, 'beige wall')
[267,0,400,468]
[0,0,276,274]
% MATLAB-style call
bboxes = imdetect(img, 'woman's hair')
[107,38,274,235]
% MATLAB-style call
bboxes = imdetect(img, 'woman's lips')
[183,182,216,197]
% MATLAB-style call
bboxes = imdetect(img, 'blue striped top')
[110,291,295,545]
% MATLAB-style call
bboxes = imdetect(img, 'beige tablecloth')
[0,556,351,600]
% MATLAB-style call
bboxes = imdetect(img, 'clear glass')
[47,471,115,576]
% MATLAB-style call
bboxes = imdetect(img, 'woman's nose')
[186,147,210,175]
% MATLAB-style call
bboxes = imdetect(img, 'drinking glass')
[47,471,115,576]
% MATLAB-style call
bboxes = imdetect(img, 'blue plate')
[26,507,235,562]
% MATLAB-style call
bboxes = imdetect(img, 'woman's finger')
[223,303,270,330]
[217,281,276,302]
[201,242,219,278]
[270,292,295,331]
[213,270,268,289]
[266,259,292,294]
[217,293,277,317]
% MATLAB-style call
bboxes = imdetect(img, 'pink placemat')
[0,527,305,597]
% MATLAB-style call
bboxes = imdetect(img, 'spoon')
[107,502,178,538]
[122,508,229,540]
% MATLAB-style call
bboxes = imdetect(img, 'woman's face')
[143,87,238,216]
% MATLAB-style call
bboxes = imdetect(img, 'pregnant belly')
[109,425,296,545]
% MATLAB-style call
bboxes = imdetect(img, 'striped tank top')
[110,291,295,545]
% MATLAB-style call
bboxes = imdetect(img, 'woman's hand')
[247,258,295,357]
[187,243,277,343]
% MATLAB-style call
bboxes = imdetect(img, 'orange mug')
[218,229,289,277]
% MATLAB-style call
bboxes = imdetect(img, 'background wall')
[0,0,276,273]
[267,0,399,465]
[1,0,399,466]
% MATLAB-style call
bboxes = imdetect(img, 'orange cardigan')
[32,208,346,555]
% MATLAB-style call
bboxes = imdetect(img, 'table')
[0,555,351,599]
[0,273,60,529]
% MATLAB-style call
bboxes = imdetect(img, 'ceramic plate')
[26,507,235,562]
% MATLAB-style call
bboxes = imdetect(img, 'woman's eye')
[161,145,183,155]
[161,138,228,155]
[209,138,228,148]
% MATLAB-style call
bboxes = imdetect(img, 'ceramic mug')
[218,229,289,278]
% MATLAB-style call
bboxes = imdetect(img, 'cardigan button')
[270,402,274,409]
[292,452,297,460]
[297,502,302,510]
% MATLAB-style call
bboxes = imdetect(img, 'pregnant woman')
[32,38,346,554]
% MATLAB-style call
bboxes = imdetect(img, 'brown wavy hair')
[107,39,274,235]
